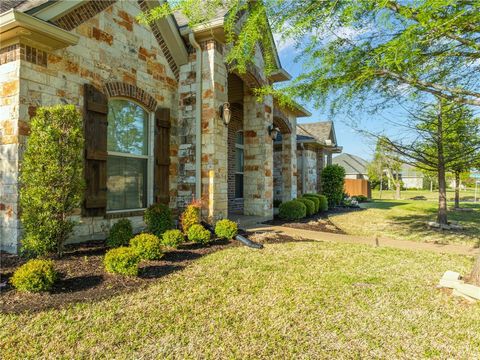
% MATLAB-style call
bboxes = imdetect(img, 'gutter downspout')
[189,32,202,201]
[300,143,306,194]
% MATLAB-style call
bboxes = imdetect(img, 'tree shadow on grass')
[365,201,409,210]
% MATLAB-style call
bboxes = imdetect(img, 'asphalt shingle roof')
[297,121,334,145]
[332,153,368,175]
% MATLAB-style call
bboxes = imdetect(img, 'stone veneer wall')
[296,148,317,195]
[0,1,179,252]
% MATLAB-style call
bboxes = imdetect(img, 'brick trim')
[0,44,47,67]
[138,0,179,80]
[53,1,116,31]
[104,82,157,111]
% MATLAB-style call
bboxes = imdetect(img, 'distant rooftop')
[332,153,368,175]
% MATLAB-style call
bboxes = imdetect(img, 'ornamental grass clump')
[104,247,140,276]
[144,203,174,237]
[11,259,58,293]
[278,200,306,220]
[187,224,211,244]
[130,233,164,260]
[162,229,185,248]
[215,219,238,240]
[303,195,320,213]
[107,219,133,248]
[295,198,315,216]
[181,200,201,233]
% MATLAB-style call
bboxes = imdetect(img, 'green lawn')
[372,188,477,202]
[1,241,479,358]
[331,191,480,246]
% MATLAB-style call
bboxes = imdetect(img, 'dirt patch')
[0,239,236,314]
[263,207,364,233]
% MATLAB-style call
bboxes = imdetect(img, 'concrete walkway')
[247,225,480,257]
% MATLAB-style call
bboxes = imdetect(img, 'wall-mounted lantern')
[219,102,231,125]
[268,124,280,141]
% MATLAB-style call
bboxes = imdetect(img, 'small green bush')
[318,195,328,212]
[278,200,307,220]
[107,219,133,248]
[321,165,345,208]
[303,195,320,213]
[11,259,57,292]
[187,224,211,244]
[130,233,164,260]
[104,247,140,276]
[181,201,201,233]
[295,198,315,216]
[144,203,174,237]
[162,229,184,248]
[214,219,238,240]
[353,195,368,203]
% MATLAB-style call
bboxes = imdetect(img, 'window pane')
[107,156,147,211]
[235,174,244,198]
[107,99,148,155]
[236,132,244,145]
[236,148,244,173]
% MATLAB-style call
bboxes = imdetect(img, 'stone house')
[0,0,331,253]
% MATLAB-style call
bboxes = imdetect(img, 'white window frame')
[235,131,244,200]
[106,98,155,214]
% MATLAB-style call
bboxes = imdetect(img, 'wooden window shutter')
[83,84,108,216]
[154,107,170,205]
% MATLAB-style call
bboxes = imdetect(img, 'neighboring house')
[397,164,424,189]
[0,1,315,253]
[332,153,369,180]
[284,121,342,196]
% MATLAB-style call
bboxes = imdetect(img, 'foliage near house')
[181,201,201,233]
[302,194,320,212]
[144,203,174,238]
[161,230,185,248]
[187,224,211,244]
[104,247,140,276]
[318,195,328,212]
[296,198,315,216]
[279,200,306,220]
[19,105,84,257]
[130,234,164,260]
[320,165,345,208]
[11,259,57,293]
[107,219,133,248]
[214,219,238,240]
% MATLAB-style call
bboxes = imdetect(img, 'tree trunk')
[394,173,401,200]
[468,254,480,286]
[437,103,448,225]
[454,171,460,209]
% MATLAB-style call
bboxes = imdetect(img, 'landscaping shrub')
[273,199,282,208]
[11,259,57,292]
[320,165,345,208]
[162,229,184,248]
[107,219,133,248]
[20,105,84,257]
[144,203,174,237]
[187,224,211,244]
[295,198,315,216]
[104,247,140,276]
[181,200,201,233]
[130,233,164,260]
[318,195,328,212]
[215,219,238,240]
[353,195,368,203]
[303,195,320,213]
[278,200,307,220]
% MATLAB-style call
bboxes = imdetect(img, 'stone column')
[281,131,297,202]
[326,151,332,166]
[316,148,324,193]
[243,94,274,219]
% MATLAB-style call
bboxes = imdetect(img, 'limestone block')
[438,271,462,288]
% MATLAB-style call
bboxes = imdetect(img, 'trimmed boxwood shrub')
[11,259,57,292]
[144,203,174,237]
[130,233,164,260]
[278,200,306,220]
[318,195,328,212]
[320,165,345,208]
[104,247,140,276]
[295,198,315,216]
[107,219,133,248]
[187,224,211,244]
[162,229,184,248]
[215,219,238,240]
[180,201,201,233]
[303,195,320,213]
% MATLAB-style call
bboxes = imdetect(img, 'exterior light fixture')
[268,124,280,140]
[219,102,231,125]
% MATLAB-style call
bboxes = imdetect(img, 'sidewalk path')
[247,225,480,257]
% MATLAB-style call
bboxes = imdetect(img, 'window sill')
[105,209,146,219]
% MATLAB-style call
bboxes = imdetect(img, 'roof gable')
[332,153,368,175]
[297,121,336,145]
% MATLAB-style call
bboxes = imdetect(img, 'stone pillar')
[281,131,297,202]
[199,40,228,221]
[243,94,274,219]
[316,148,324,193]
[326,151,332,166]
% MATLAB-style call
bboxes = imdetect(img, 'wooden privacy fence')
[344,179,371,199]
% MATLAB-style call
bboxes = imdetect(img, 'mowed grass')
[372,188,477,202]
[1,241,480,359]
[331,191,480,246]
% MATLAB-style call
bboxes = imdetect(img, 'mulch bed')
[262,206,364,233]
